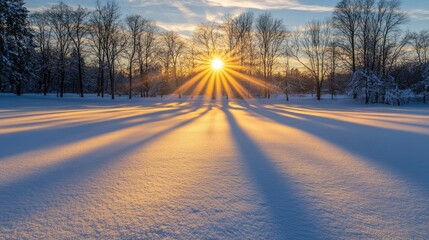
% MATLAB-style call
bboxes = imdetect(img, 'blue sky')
[25,0,429,36]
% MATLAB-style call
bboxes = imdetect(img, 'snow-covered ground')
[1,94,429,239]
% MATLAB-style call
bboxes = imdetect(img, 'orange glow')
[173,53,275,100]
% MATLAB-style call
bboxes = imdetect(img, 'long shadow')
[0,104,173,122]
[0,101,205,159]
[222,103,326,239]
[266,106,429,133]
[243,103,429,193]
[0,105,212,225]
[0,101,191,130]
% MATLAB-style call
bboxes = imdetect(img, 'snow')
[1,94,429,239]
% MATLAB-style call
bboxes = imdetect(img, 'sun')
[173,54,269,100]
[211,58,223,71]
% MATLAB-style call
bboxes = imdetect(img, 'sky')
[25,0,429,36]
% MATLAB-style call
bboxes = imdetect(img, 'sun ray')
[219,72,233,99]
[215,72,222,100]
[190,70,212,98]
[225,68,270,90]
[222,70,254,99]
[207,72,216,100]
[174,68,211,96]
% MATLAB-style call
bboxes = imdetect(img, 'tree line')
[1,0,428,104]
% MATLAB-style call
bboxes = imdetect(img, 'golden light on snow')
[211,58,223,71]
[2,96,429,238]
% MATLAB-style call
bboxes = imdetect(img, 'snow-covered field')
[1,94,429,239]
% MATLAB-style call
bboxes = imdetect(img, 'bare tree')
[47,2,72,97]
[328,41,338,99]
[280,46,291,101]
[100,0,125,99]
[161,31,186,98]
[223,12,254,64]
[30,11,53,95]
[125,15,146,99]
[221,13,255,98]
[193,22,221,60]
[333,0,361,73]
[88,0,106,97]
[67,5,89,97]
[256,12,287,98]
[292,20,332,100]
[377,0,408,79]
[137,20,157,97]
[410,30,429,66]
[409,30,429,103]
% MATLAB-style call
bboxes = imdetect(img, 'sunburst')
[173,52,274,101]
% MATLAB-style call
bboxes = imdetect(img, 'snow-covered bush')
[384,87,415,105]
[348,70,383,103]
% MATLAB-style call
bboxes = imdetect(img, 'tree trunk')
[78,55,84,98]
[43,70,48,96]
[60,65,65,98]
[97,66,101,96]
[129,63,132,99]
[316,80,321,100]
[352,35,356,73]
[16,79,22,96]
[101,63,104,98]
[129,50,136,99]
[110,65,115,100]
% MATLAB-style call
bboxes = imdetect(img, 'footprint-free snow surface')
[1,95,429,239]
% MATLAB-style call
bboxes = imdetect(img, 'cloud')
[204,0,333,12]
[204,8,244,23]
[26,5,47,12]
[172,1,198,18]
[157,22,197,32]
[407,9,429,21]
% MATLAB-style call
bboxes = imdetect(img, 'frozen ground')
[1,94,429,239]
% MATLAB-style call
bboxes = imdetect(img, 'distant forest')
[1,0,428,104]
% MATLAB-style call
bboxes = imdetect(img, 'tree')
[223,12,254,65]
[30,10,53,95]
[333,0,408,103]
[354,0,408,103]
[292,20,332,100]
[125,15,146,99]
[333,0,361,73]
[0,0,33,95]
[410,30,429,66]
[161,31,186,98]
[100,0,125,99]
[409,30,429,103]
[47,2,72,97]
[88,0,106,97]
[222,12,255,97]
[193,22,221,61]
[255,12,286,99]
[279,40,292,101]
[67,5,89,97]
[423,65,429,103]
[137,20,157,97]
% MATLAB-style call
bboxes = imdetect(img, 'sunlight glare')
[211,58,223,71]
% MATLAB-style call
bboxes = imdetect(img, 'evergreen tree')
[0,0,33,95]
